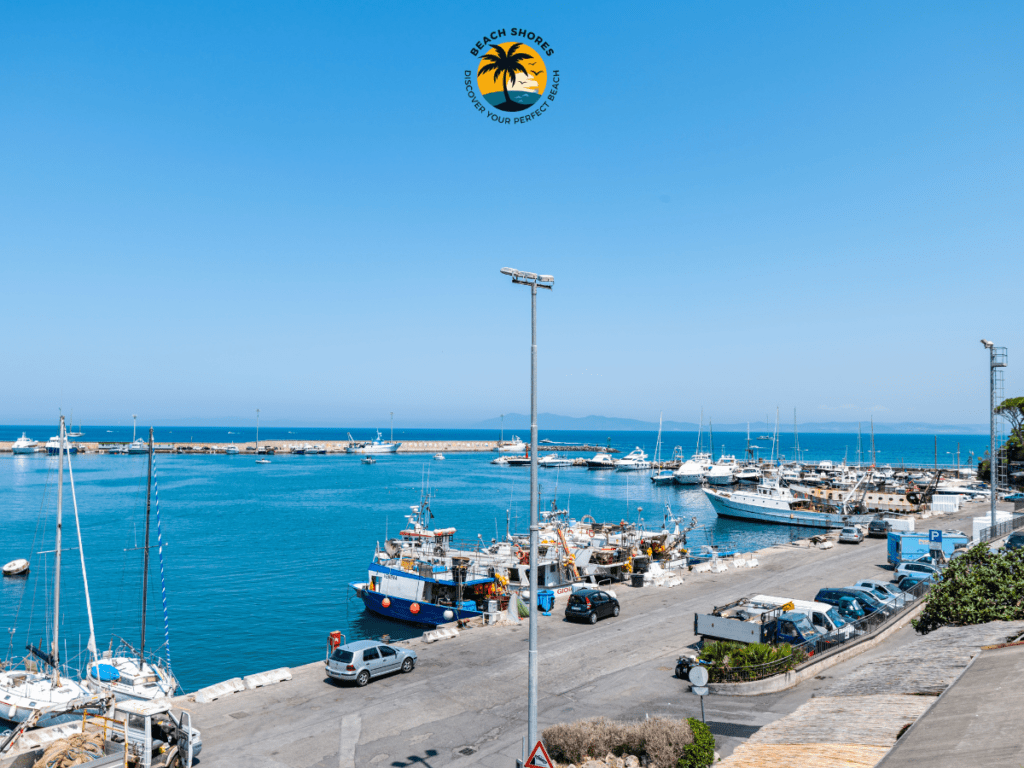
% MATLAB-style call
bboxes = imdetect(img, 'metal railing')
[978,514,1024,543]
[705,579,932,683]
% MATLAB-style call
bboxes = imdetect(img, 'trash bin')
[537,589,555,612]
[631,573,646,588]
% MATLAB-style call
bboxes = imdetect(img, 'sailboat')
[0,417,100,726]
[256,408,271,463]
[84,429,179,701]
[651,413,675,485]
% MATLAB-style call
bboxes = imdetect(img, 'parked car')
[839,526,864,544]
[832,595,868,621]
[565,588,620,624]
[897,575,933,591]
[894,561,941,582]
[325,639,417,686]
[856,579,912,605]
[815,588,894,617]
[1004,532,1024,552]
[847,584,903,610]
[867,520,891,538]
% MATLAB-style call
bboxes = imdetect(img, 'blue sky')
[2,2,1020,427]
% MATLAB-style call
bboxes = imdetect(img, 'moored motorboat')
[433,453,445,461]
[224,443,240,455]
[706,456,738,485]
[651,469,676,485]
[361,456,376,464]
[346,430,401,454]
[703,476,874,529]
[12,433,39,454]
[44,435,77,455]
[614,448,651,471]
[3,558,30,576]
[496,435,527,454]
[538,452,573,468]
[586,452,616,469]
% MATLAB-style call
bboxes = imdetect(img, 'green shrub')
[678,718,715,768]
[698,640,804,682]
[913,544,1024,634]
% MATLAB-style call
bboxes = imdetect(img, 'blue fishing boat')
[351,498,502,626]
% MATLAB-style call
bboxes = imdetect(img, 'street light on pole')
[981,340,1007,532]
[501,267,554,752]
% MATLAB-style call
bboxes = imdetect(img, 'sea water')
[0,430,986,691]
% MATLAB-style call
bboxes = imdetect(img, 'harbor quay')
[0,440,614,455]
[176,503,996,767]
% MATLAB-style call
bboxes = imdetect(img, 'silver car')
[325,639,417,687]
[838,526,864,544]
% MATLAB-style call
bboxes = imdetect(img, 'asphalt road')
[184,505,991,768]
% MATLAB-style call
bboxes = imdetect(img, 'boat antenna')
[390,412,394,443]
[140,427,153,659]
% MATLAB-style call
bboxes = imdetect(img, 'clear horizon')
[2,2,1020,426]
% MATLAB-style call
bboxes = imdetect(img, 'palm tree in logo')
[478,43,533,112]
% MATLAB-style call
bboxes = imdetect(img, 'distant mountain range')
[472,413,989,435]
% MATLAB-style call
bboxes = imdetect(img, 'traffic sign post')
[525,740,553,768]
[688,667,710,723]
[929,529,943,552]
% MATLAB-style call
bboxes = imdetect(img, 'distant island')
[471,413,989,435]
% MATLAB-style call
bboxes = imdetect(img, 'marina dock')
[0,440,615,455]
[176,501,1005,767]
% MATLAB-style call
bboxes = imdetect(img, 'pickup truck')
[694,597,824,646]
[751,595,856,640]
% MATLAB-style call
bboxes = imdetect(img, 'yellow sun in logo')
[477,42,547,113]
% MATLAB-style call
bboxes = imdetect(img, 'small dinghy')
[362,456,376,464]
[3,558,29,576]
[433,453,445,461]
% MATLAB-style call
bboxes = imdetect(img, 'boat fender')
[381,597,391,608]
[410,602,421,614]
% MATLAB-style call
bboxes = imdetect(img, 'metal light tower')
[981,340,1007,531]
[500,267,554,752]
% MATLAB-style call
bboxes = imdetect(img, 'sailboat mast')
[53,416,65,685]
[256,408,260,453]
[141,427,153,658]
[390,412,394,443]
[709,421,715,461]
[794,408,799,462]
[870,417,876,467]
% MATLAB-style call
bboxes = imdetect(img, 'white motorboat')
[224,444,240,455]
[673,453,712,484]
[496,435,527,454]
[706,455,738,485]
[586,452,616,469]
[127,438,149,454]
[106,444,129,455]
[0,418,95,726]
[12,433,38,454]
[3,558,30,576]
[44,435,77,455]
[346,429,401,454]
[256,458,271,464]
[614,448,651,471]
[362,456,376,465]
[734,465,762,484]
[433,453,445,461]
[491,455,510,465]
[538,453,573,468]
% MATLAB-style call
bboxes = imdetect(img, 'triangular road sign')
[525,740,552,768]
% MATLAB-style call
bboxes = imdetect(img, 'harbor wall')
[0,440,612,455]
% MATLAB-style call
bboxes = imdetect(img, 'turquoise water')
[1,430,986,691]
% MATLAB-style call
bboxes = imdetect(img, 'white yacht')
[433,453,445,461]
[84,646,178,702]
[614,448,651,471]
[496,435,527,454]
[734,465,762,484]
[224,443,240,455]
[706,455,738,485]
[12,433,38,454]
[491,455,510,465]
[585,452,616,470]
[127,438,149,454]
[538,453,573,468]
[44,435,77,455]
[673,453,712,484]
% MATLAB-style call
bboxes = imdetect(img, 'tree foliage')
[996,396,1024,440]
[913,543,1024,634]
[698,640,803,681]
[679,718,716,768]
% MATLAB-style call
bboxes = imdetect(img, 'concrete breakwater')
[0,440,616,455]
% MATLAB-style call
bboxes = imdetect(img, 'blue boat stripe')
[368,562,492,587]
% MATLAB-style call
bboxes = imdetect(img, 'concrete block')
[243,668,292,690]
[691,562,712,574]
[817,540,834,550]
[423,627,459,643]
[193,678,245,703]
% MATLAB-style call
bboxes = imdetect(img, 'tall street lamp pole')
[981,340,1007,531]
[500,267,554,751]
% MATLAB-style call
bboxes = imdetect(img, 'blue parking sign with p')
[929,529,942,543]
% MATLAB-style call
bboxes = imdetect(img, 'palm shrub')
[698,641,804,682]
